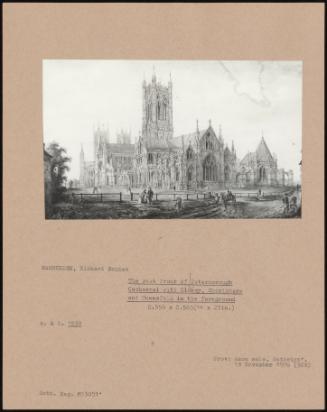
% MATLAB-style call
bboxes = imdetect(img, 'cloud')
[219,61,271,108]
[43,60,302,182]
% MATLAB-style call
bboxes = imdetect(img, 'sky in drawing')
[43,60,302,181]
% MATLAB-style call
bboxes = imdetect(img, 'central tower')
[142,71,173,147]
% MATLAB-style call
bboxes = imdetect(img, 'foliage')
[46,142,71,202]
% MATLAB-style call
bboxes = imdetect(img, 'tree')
[46,142,71,202]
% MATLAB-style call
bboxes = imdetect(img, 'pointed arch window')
[147,103,152,121]
[224,165,231,182]
[205,134,214,151]
[186,147,194,160]
[162,102,167,120]
[157,100,167,120]
[203,154,217,181]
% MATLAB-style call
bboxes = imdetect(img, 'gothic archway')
[186,146,194,161]
[236,173,245,187]
[203,154,217,181]
[224,165,231,182]
[175,167,180,182]
[258,166,267,183]
[187,165,193,183]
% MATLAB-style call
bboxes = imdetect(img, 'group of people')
[138,186,154,204]
[282,193,298,214]
[213,190,236,210]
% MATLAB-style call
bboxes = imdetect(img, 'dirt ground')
[49,189,301,219]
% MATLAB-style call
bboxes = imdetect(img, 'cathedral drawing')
[79,72,293,191]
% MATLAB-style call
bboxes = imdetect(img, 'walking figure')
[283,194,289,213]
[147,186,154,204]
[289,196,297,213]
[128,186,132,200]
[221,192,227,211]
[214,192,220,207]
[175,197,183,213]
[138,188,147,204]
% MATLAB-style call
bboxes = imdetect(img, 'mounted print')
[43,60,302,219]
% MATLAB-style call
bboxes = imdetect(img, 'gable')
[200,127,220,150]
[256,138,274,163]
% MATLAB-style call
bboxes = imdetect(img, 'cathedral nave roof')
[240,151,256,165]
[171,129,207,149]
[106,142,135,155]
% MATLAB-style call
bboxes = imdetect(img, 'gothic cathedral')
[79,71,293,190]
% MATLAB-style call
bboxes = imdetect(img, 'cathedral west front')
[79,71,293,191]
